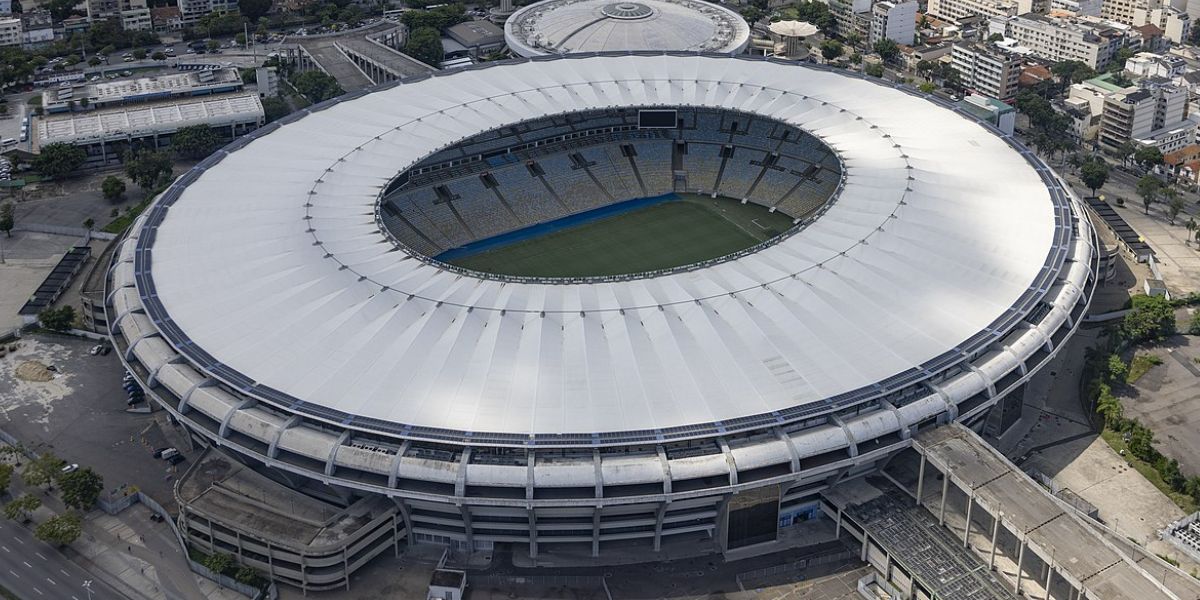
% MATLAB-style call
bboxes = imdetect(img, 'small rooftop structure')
[768,19,819,37]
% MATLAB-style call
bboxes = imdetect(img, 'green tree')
[987,32,1004,42]
[1137,175,1161,214]
[87,56,101,67]
[404,26,444,67]
[918,81,936,93]
[290,70,343,103]
[35,512,82,546]
[38,306,76,332]
[239,0,272,21]
[46,0,80,20]
[102,176,126,202]
[234,565,261,585]
[0,463,13,496]
[171,124,221,160]
[4,494,40,522]
[151,51,166,61]
[1079,157,1108,196]
[1134,146,1164,170]
[1122,294,1176,341]
[1187,217,1198,245]
[99,44,116,57]
[59,468,103,510]
[235,32,247,47]
[1128,423,1155,461]
[1106,354,1128,382]
[202,552,233,574]
[794,0,835,34]
[0,202,13,237]
[399,4,467,30]
[22,453,65,487]
[261,96,290,122]
[864,63,884,78]
[872,39,899,62]
[915,59,935,77]
[820,39,844,61]
[1051,60,1095,87]
[124,149,173,196]
[132,48,147,60]
[1095,382,1123,428]
[1167,192,1184,225]
[33,143,87,179]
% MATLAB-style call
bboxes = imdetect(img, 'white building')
[1053,0,1104,15]
[121,7,152,30]
[997,14,1128,69]
[951,42,1024,100]
[0,16,20,47]
[927,0,1033,25]
[869,0,918,45]
[828,0,873,37]
[1125,50,1187,77]
[1099,81,1193,151]
[177,0,236,27]
[1131,6,1191,41]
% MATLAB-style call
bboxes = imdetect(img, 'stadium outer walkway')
[888,423,1200,600]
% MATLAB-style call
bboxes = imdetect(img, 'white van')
[1,138,16,147]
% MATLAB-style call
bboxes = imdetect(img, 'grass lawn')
[448,194,794,278]
[1099,428,1198,513]
[102,194,156,234]
[1126,353,1163,384]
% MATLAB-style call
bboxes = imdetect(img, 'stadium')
[105,53,1097,589]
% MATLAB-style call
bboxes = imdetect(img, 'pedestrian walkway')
[2,449,245,600]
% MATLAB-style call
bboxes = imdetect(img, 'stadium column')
[938,471,949,525]
[528,509,539,560]
[1015,537,1028,594]
[915,454,926,507]
[962,493,973,547]
[653,503,666,552]
[988,513,1000,569]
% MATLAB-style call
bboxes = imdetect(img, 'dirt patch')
[14,360,56,382]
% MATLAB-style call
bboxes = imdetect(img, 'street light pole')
[82,579,93,600]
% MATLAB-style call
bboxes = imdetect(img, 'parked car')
[60,463,79,475]
[166,454,185,466]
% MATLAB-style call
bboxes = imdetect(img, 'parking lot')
[0,331,191,508]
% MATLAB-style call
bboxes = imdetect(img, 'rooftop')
[35,93,263,147]
[504,0,750,56]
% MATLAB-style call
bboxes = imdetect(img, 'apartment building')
[998,13,1128,68]
[827,0,872,38]
[926,0,1033,25]
[1125,50,1187,77]
[0,16,20,47]
[1131,6,1190,41]
[20,10,54,47]
[1099,81,1192,151]
[951,42,1024,100]
[177,0,237,27]
[1052,0,1103,15]
[870,0,918,44]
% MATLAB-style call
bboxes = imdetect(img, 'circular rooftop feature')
[600,2,655,18]
[768,19,819,37]
[504,0,750,56]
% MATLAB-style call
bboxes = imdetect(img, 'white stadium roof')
[138,54,1064,440]
[504,0,750,57]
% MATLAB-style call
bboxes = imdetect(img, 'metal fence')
[14,223,117,241]
[735,549,860,591]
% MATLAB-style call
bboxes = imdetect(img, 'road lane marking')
[32,586,42,595]
[59,569,69,576]
[13,537,23,545]
[34,552,46,560]
[1,545,8,552]
[46,577,56,585]
[8,569,18,578]
[22,561,31,568]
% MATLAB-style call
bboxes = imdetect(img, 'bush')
[201,552,233,575]
[1188,311,1200,335]
[1122,294,1176,342]
[38,306,76,332]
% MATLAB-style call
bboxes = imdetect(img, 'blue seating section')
[381,110,842,254]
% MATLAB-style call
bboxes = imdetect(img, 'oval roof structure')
[504,0,751,56]
[138,54,1065,440]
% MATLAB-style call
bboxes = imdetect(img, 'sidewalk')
[3,451,245,600]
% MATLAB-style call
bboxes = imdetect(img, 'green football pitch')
[447,194,796,278]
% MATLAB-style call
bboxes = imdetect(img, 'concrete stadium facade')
[105,53,1097,574]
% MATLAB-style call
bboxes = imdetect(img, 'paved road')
[0,518,124,600]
